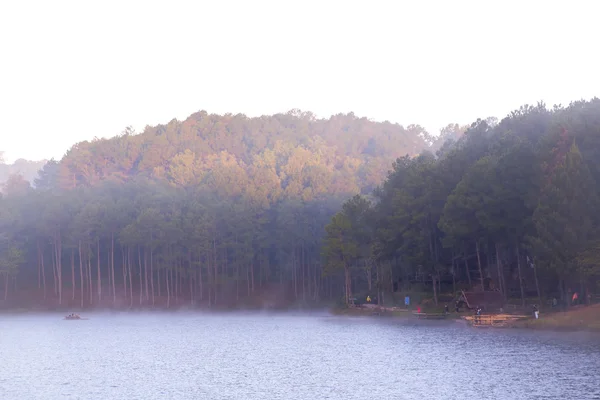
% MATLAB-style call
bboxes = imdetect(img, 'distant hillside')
[55,110,438,198]
[0,157,47,187]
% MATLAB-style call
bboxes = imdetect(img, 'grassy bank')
[513,304,600,332]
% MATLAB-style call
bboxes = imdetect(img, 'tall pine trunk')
[432,274,438,306]
[138,246,143,305]
[55,232,63,306]
[150,246,155,306]
[111,232,116,305]
[40,242,47,300]
[128,247,133,308]
[97,238,101,303]
[516,244,525,306]
[495,243,504,298]
[88,243,93,305]
[344,265,352,306]
[71,248,76,301]
[166,267,170,308]
[79,241,84,308]
[475,241,484,291]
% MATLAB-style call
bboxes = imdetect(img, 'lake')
[1,312,599,399]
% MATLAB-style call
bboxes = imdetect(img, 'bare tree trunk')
[475,241,484,291]
[250,260,255,294]
[495,243,504,297]
[157,266,161,297]
[3,273,8,301]
[143,249,149,301]
[246,263,250,298]
[532,256,542,305]
[190,269,194,306]
[55,233,63,306]
[464,257,471,286]
[198,253,203,302]
[150,247,155,306]
[79,241,84,308]
[97,238,101,303]
[111,232,116,305]
[40,242,47,300]
[122,247,127,298]
[302,242,306,301]
[344,265,352,305]
[128,247,133,308]
[236,262,240,303]
[166,267,170,308]
[207,250,212,307]
[213,238,218,306]
[189,251,194,305]
[432,274,438,305]
[37,240,41,289]
[516,244,525,306]
[52,246,57,296]
[71,248,76,301]
[176,264,180,303]
[138,246,143,306]
[88,243,93,305]
[451,257,457,294]
[366,259,372,291]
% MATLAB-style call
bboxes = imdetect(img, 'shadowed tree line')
[322,99,600,309]
[0,110,443,309]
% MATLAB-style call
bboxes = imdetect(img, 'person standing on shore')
[533,304,539,319]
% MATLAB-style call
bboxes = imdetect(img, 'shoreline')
[3,303,599,333]
[330,304,600,333]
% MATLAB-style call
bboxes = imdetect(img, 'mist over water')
[1,312,599,400]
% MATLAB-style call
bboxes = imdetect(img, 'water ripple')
[0,313,599,400]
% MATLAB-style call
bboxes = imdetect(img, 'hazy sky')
[0,0,598,163]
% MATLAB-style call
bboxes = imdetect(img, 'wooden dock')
[462,313,529,327]
[412,312,449,320]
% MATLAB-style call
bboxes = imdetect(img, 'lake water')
[1,312,599,400]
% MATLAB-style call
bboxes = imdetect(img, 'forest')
[0,102,599,310]
[0,154,46,187]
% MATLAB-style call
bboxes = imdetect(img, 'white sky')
[0,0,598,163]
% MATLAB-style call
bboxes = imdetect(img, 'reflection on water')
[1,312,599,400]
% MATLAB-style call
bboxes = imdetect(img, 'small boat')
[64,313,87,320]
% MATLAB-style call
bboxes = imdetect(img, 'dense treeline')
[2,101,599,311]
[323,100,600,308]
[0,110,444,309]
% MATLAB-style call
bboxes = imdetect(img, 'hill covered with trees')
[323,99,600,308]
[0,110,446,309]
[2,101,599,311]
